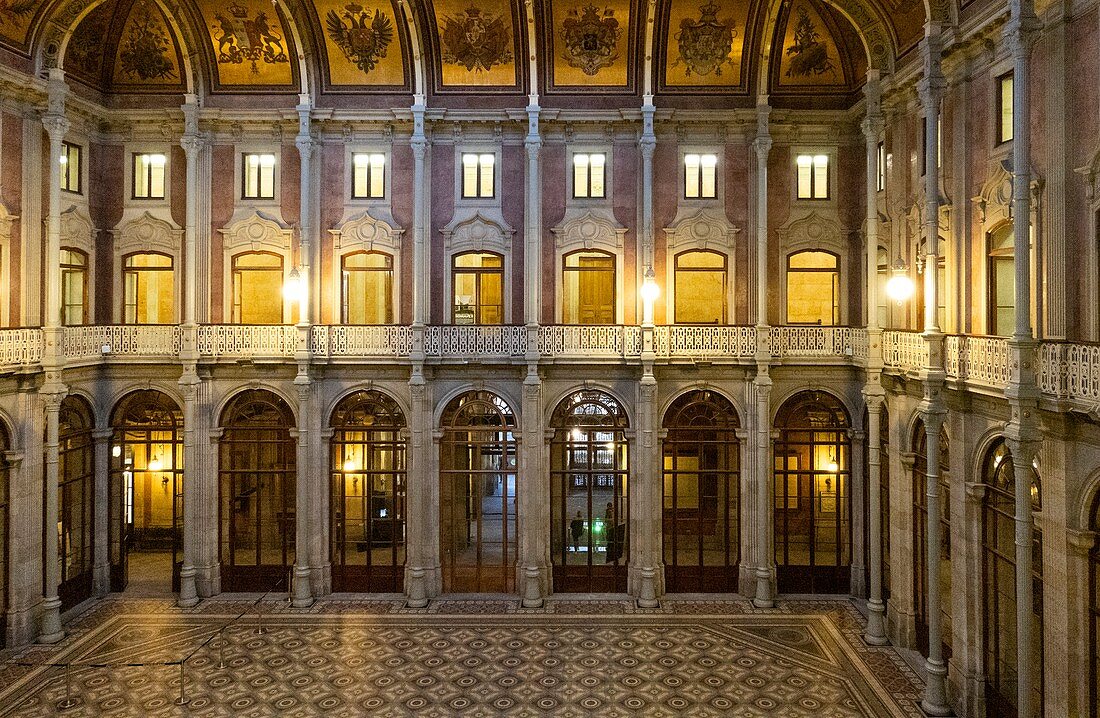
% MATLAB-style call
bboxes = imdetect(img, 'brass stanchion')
[56,663,77,710]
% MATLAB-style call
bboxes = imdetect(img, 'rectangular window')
[242,153,276,200]
[572,153,606,199]
[997,72,1014,145]
[877,142,886,192]
[60,142,82,194]
[684,153,718,199]
[796,154,829,200]
[461,153,495,198]
[132,153,167,199]
[351,153,386,199]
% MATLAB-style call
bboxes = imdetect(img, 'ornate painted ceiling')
[0,0,932,107]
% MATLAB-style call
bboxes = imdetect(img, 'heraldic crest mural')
[326,3,395,74]
[674,2,736,78]
[559,5,622,76]
[440,6,513,72]
[210,1,290,77]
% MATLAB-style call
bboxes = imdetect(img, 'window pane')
[479,154,494,197]
[700,156,717,198]
[684,154,699,198]
[370,154,386,197]
[345,265,393,324]
[813,155,829,199]
[796,155,812,199]
[574,154,589,198]
[563,251,615,324]
[453,273,477,324]
[789,251,837,269]
[676,250,724,269]
[675,269,725,323]
[1000,75,1014,144]
[479,271,503,325]
[462,154,478,197]
[352,154,370,198]
[236,269,282,323]
[589,154,605,198]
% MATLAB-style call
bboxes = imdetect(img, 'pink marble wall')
[652,141,678,326]
[613,141,638,325]
[318,143,345,325]
[502,144,525,323]
[390,143,414,323]
[209,145,235,322]
[540,143,566,324]
[429,146,455,325]
[90,143,124,324]
[1,112,22,324]
[725,143,751,323]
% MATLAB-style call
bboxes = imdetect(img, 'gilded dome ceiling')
[0,0,938,109]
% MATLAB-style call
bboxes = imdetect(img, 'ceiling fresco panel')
[196,0,296,89]
[111,0,186,91]
[0,0,41,52]
[659,0,754,92]
[771,0,858,93]
[424,0,523,91]
[65,1,116,85]
[314,0,410,90]
[544,0,636,92]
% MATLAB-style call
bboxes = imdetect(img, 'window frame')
[240,152,278,201]
[794,152,831,201]
[450,251,505,325]
[987,223,1015,336]
[230,250,285,324]
[121,251,175,325]
[561,248,617,325]
[459,152,497,200]
[876,141,886,193]
[350,151,388,200]
[785,249,841,326]
[341,250,395,325]
[572,151,608,200]
[131,152,168,201]
[60,246,89,326]
[672,249,728,324]
[60,141,82,195]
[683,152,719,200]
[996,71,1014,146]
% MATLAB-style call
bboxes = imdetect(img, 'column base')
[291,565,314,608]
[863,598,889,645]
[521,566,544,608]
[752,567,775,608]
[405,567,430,608]
[177,565,200,608]
[920,658,953,716]
[38,597,63,644]
[635,566,659,608]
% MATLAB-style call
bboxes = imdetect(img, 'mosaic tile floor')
[0,597,924,717]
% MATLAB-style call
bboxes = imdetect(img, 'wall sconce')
[112,445,121,458]
[826,455,838,474]
[343,457,359,489]
[885,260,915,304]
[284,267,304,303]
[640,266,660,304]
[149,455,163,472]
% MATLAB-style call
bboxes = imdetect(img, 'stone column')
[919,405,949,715]
[410,106,429,329]
[404,376,436,606]
[632,361,660,607]
[290,382,313,607]
[39,392,64,643]
[92,428,111,597]
[752,98,775,608]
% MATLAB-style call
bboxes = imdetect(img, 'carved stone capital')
[42,115,70,143]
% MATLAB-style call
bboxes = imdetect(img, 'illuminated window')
[684,153,718,199]
[786,250,839,325]
[452,252,503,325]
[60,248,87,326]
[563,250,615,324]
[123,253,174,324]
[997,72,1014,145]
[573,153,606,199]
[342,251,393,324]
[242,153,276,200]
[351,153,386,199]
[461,153,495,198]
[988,224,1015,336]
[796,154,829,200]
[132,153,167,199]
[60,142,82,194]
[877,142,886,192]
[674,250,726,324]
[231,251,283,324]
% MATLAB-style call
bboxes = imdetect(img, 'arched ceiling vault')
[1,0,933,110]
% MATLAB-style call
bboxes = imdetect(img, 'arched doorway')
[862,406,890,600]
[550,389,629,593]
[109,391,183,594]
[662,390,740,593]
[439,391,517,593]
[981,438,1043,717]
[912,419,952,660]
[0,423,9,647]
[1090,490,1100,718]
[57,396,95,611]
[218,390,296,593]
[773,391,851,594]
[330,390,407,593]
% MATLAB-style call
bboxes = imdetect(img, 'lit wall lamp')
[284,267,304,304]
[884,260,915,304]
[640,266,659,324]
[343,457,359,489]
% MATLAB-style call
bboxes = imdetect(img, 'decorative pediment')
[904,199,950,238]
[112,211,182,254]
[664,208,740,252]
[776,211,844,254]
[0,201,18,240]
[972,160,1043,226]
[59,206,96,250]
[441,211,514,255]
[329,210,404,252]
[1074,144,1100,202]
[551,209,627,252]
[218,210,292,252]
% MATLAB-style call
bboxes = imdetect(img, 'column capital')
[411,139,427,162]
[180,134,205,160]
[861,114,884,142]
[42,114,70,143]
[1002,12,1040,58]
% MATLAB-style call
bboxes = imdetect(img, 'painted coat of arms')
[560,5,621,76]
[674,2,736,77]
[0,0,35,27]
[785,7,835,77]
[211,2,289,75]
[119,3,177,81]
[326,4,394,74]
[440,7,513,72]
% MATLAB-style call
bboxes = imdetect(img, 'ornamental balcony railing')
[63,325,182,360]
[773,327,866,358]
[538,325,642,359]
[0,328,43,367]
[652,325,756,359]
[197,324,297,359]
[311,325,413,358]
[425,325,528,359]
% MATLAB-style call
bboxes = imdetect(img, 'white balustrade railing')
[63,325,181,359]
[0,328,43,365]
[311,325,413,358]
[953,335,1010,386]
[653,325,756,358]
[773,327,861,357]
[423,325,528,358]
[1039,342,1100,405]
[538,325,641,358]
[197,325,297,358]
[882,330,930,369]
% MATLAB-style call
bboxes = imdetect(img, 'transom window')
[674,250,726,324]
[123,253,173,324]
[231,251,283,324]
[997,72,1014,145]
[573,153,606,199]
[787,250,839,325]
[461,153,495,198]
[452,252,503,325]
[342,251,393,324]
[60,248,88,326]
[60,141,82,194]
[684,154,717,199]
[132,153,166,199]
[352,153,386,199]
[242,153,276,200]
[562,250,615,325]
[796,154,829,200]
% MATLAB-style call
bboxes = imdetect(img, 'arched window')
[342,251,393,325]
[109,391,183,593]
[218,390,296,592]
[123,253,174,324]
[774,391,851,594]
[330,390,407,592]
[232,251,283,324]
[562,250,615,325]
[60,248,88,326]
[0,423,9,648]
[981,438,1043,717]
[551,390,629,592]
[439,391,517,593]
[662,390,740,592]
[1090,490,1100,718]
[786,250,839,326]
[988,224,1015,336]
[912,419,951,660]
[862,406,890,601]
[452,252,503,325]
[57,396,95,611]
[673,250,727,324]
